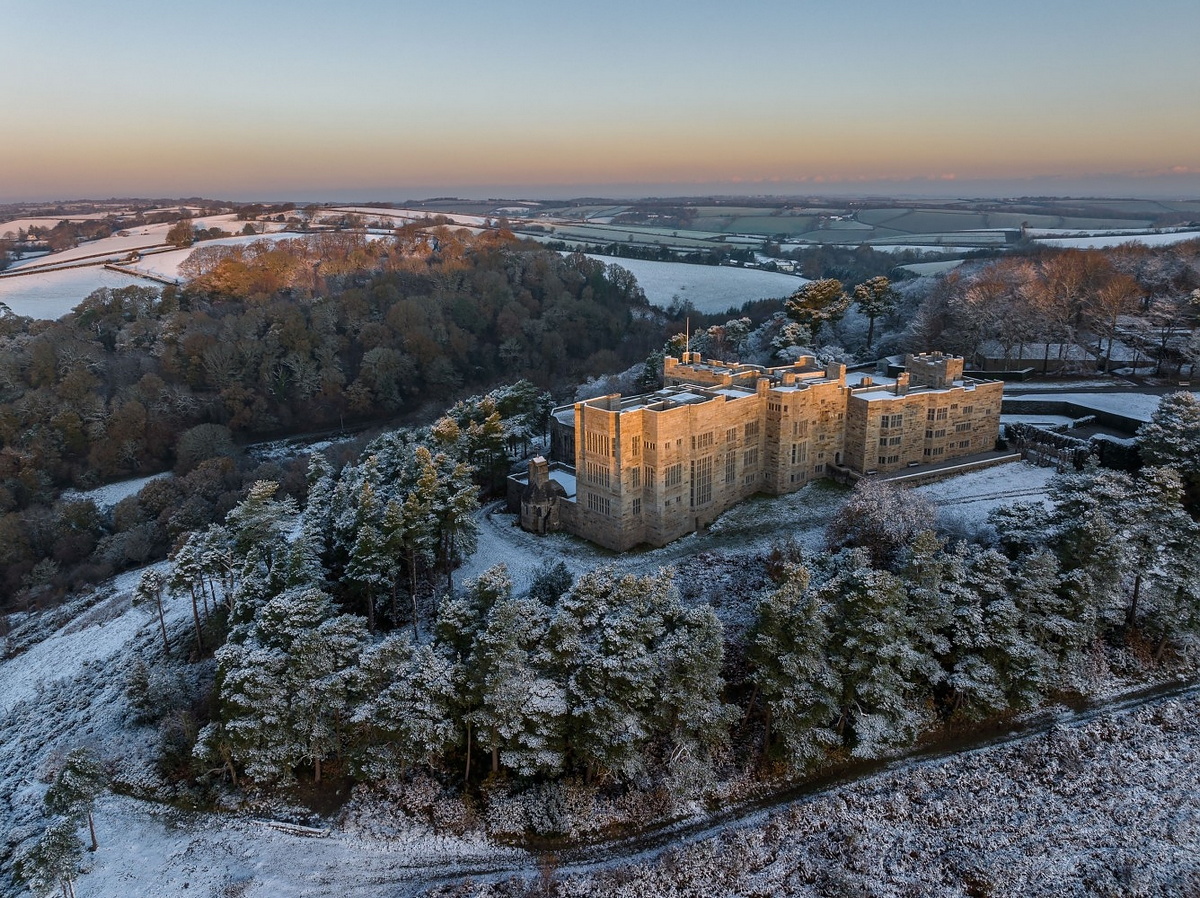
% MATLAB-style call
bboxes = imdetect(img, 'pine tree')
[44,748,106,852]
[1137,391,1200,499]
[547,568,669,782]
[467,593,566,777]
[351,634,463,779]
[15,816,83,898]
[225,479,298,566]
[655,603,734,764]
[748,564,840,770]
[133,568,169,654]
[852,276,896,351]
[822,550,925,757]
[785,278,850,346]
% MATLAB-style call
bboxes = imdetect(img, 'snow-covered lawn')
[0,267,155,319]
[582,256,805,313]
[464,461,1055,610]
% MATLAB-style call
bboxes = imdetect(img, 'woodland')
[0,230,662,612]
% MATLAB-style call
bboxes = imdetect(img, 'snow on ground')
[0,558,520,898]
[1,217,114,236]
[125,232,306,281]
[7,215,282,274]
[0,267,155,319]
[914,460,1057,525]
[897,259,965,276]
[61,472,173,511]
[581,255,805,313]
[324,207,490,228]
[6,222,178,269]
[464,461,1055,634]
[1033,230,1200,249]
[465,691,1200,897]
[1001,413,1078,427]
[1011,390,1200,423]
[0,565,166,713]
[1005,378,1134,391]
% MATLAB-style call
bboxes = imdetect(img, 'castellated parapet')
[508,353,1002,551]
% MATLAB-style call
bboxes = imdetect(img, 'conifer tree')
[822,550,925,757]
[351,633,463,779]
[467,593,566,777]
[15,816,83,898]
[44,748,107,853]
[748,564,840,770]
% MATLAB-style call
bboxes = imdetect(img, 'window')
[743,447,759,468]
[584,461,610,488]
[644,440,656,452]
[956,422,972,433]
[665,464,682,487]
[631,436,640,457]
[932,446,945,457]
[586,493,611,515]
[630,466,641,488]
[585,431,611,456]
[690,456,713,506]
[878,454,900,465]
[883,414,903,429]
[632,497,642,515]
[936,408,948,421]
[644,465,654,485]
[726,427,737,444]
[744,421,760,439]
[793,420,809,437]
[879,436,889,447]
[691,432,714,451]
[963,405,974,416]
[957,439,972,449]
[725,453,736,483]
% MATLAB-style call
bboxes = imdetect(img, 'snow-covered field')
[1033,230,1200,249]
[897,259,965,276]
[582,256,805,313]
[323,206,489,228]
[125,233,307,281]
[0,267,156,319]
[61,472,173,512]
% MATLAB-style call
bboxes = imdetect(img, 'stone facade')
[509,352,1002,551]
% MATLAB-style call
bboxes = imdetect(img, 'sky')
[2,0,1199,202]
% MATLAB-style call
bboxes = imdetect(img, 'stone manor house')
[508,352,1003,551]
